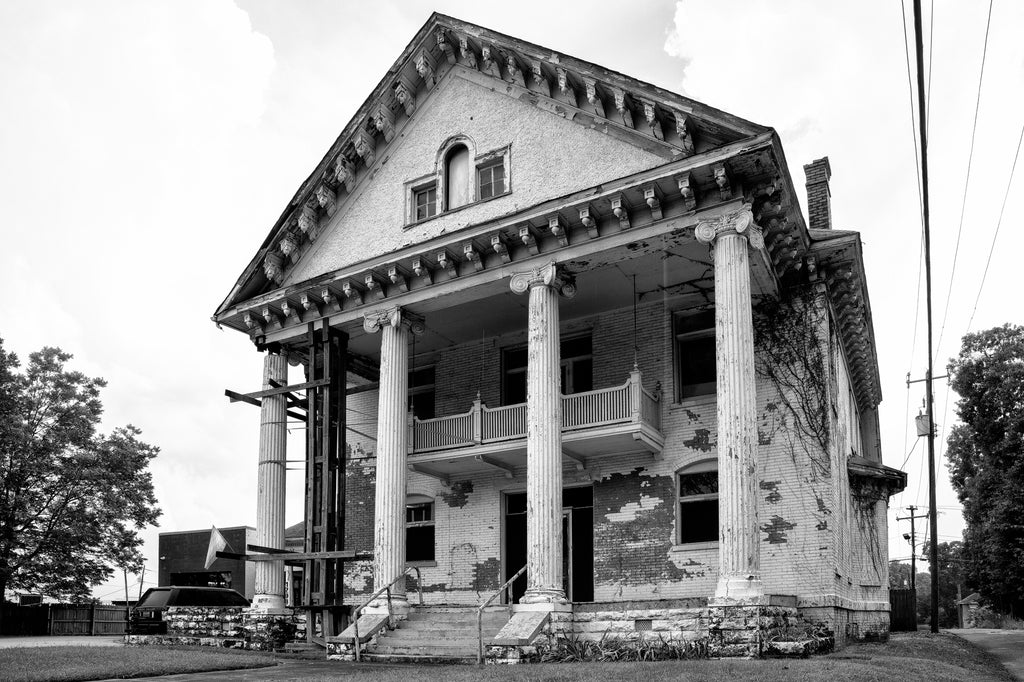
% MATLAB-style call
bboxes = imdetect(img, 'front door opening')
[504,486,593,603]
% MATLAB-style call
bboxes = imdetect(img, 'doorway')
[504,486,593,603]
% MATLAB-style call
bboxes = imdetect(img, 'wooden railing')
[409,368,661,454]
[482,403,527,442]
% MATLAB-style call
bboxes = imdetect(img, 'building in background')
[157,526,256,600]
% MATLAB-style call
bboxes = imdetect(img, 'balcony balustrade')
[407,369,662,459]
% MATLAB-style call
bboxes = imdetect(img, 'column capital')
[695,207,764,250]
[509,262,577,298]
[362,306,425,335]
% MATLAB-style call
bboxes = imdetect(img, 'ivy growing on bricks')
[753,286,831,454]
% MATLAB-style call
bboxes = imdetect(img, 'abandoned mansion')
[212,14,906,659]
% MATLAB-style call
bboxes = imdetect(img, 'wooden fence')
[889,588,918,631]
[1,604,129,636]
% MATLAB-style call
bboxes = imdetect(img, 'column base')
[519,588,568,608]
[250,594,287,612]
[713,575,764,605]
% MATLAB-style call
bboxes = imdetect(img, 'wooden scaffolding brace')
[225,321,376,646]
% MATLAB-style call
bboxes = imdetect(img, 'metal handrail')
[476,565,526,664]
[351,566,423,662]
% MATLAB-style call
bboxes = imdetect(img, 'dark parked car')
[130,586,250,634]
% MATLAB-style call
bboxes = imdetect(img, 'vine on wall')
[753,286,831,456]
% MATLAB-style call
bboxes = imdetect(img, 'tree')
[888,560,913,589]
[946,324,1024,616]
[0,339,161,610]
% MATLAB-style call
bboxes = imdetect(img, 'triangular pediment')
[215,13,770,317]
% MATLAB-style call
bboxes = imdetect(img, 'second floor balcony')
[406,368,664,480]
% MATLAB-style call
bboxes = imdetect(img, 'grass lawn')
[0,644,277,682]
[320,632,1014,682]
[0,632,1012,682]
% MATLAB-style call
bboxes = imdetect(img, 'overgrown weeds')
[539,632,710,663]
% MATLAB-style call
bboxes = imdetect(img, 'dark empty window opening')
[678,466,718,544]
[675,311,716,400]
[409,366,436,420]
[406,501,435,562]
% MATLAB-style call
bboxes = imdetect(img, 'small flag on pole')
[204,526,230,569]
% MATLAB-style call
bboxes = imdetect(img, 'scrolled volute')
[694,207,764,250]
[509,262,576,298]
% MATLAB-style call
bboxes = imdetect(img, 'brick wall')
[804,157,832,231]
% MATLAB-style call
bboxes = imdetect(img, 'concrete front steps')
[360,605,511,663]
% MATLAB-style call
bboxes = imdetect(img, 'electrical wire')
[926,0,934,133]
[966,119,1024,332]
[935,0,994,357]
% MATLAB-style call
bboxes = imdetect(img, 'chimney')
[803,157,832,230]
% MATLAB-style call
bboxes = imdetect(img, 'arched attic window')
[445,143,471,210]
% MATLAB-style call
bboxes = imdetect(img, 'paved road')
[949,628,1024,681]
[0,635,124,648]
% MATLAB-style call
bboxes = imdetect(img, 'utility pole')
[897,505,928,591]
[911,0,939,634]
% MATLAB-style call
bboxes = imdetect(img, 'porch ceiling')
[341,235,773,361]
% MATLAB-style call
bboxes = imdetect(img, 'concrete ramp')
[491,611,549,646]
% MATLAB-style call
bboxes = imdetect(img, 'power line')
[935,0,994,357]
[925,0,934,132]
[966,119,1024,332]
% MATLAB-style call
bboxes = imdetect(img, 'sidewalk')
[948,628,1024,681]
[0,635,124,648]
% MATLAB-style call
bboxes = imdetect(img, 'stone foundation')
[126,606,305,651]
[483,598,853,662]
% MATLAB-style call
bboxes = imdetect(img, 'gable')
[215,13,771,316]
[284,73,668,285]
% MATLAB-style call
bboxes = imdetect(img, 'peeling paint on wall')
[594,467,712,588]
[683,428,714,452]
[440,480,474,508]
[472,557,501,592]
[604,495,664,522]
[761,515,797,544]
[760,480,783,504]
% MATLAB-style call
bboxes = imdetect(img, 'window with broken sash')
[406,499,435,562]
[678,462,718,544]
[674,310,716,400]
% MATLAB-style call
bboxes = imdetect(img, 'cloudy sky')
[1,0,1020,600]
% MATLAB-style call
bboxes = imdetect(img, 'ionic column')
[510,263,576,606]
[253,351,288,611]
[363,306,423,611]
[695,207,764,603]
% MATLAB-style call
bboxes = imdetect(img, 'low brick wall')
[126,606,305,651]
